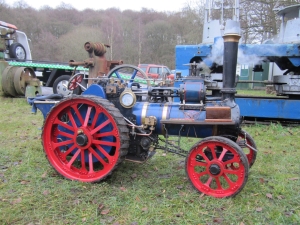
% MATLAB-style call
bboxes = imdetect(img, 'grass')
[0,96,300,225]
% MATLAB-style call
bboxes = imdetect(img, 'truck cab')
[0,21,32,61]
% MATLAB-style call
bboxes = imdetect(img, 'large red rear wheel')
[185,136,249,198]
[42,95,129,182]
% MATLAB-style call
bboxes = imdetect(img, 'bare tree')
[240,0,300,43]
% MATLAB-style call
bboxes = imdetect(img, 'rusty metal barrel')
[84,42,107,57]
[1,65,38,97]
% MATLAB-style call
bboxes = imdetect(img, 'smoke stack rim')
[223,34,241,43]
[224,20,241,36]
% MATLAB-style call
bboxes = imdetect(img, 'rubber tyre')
[53,75,81,96]
[9,43,26,60]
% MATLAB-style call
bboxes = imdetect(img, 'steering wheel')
[106,64,151,88]
[67,73,86,91]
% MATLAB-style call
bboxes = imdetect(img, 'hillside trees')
[2,0,300,68]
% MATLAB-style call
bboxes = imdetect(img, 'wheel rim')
[56,79,73,96]
[68,74,84,90]
[107,64,151,88]
[15,46,26,60]
[42,97,121,182]
[186,137,248,198]
[236,130,257,167]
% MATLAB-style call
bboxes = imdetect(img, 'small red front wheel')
[185,136,249,198]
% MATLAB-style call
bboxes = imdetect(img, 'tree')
[240,0,300,43]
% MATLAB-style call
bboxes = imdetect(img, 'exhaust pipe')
[221,21,241,102]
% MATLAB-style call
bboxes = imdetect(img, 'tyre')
[9,43,26,60]
[53,75,81,96]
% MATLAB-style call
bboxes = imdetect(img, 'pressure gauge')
[120,89,136,108]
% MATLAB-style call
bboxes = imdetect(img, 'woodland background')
[1,0,300,69]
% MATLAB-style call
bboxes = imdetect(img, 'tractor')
[29,21,257,198]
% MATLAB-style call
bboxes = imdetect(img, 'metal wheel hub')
[76,133,89,146]
[209,164,221,175]
[57,80,72,96]
[16,46,26,60]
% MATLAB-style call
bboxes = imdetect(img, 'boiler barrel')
[132,102,214,138]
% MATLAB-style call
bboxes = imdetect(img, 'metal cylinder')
[221,34,241,100]
[84,42,107,57]
[2,66,19,96]
[1,66,37,97]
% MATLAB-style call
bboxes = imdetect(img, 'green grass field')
[0,96,299,225]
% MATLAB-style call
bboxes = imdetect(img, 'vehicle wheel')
[68,73,87,92]
[185,136,249,198]
[9,43,26,60]
[53,75,81,96]
[42,95,129,182]
[107,64,151,88]
[236,130,257,168]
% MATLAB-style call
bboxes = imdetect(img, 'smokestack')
[221,20,241,101]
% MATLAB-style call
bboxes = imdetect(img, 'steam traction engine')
[31,32,257,198]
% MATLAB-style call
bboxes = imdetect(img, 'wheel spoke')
[61,144,77,159]
[90,109,100,129]
[55,118,74,131]
[88,147,109,166]
[57,130,74,139]
[224,157,238,166]
[93,140,117,147]
[91,119,111,135]
[83,106,93,127]
[198,150,210,162]
[129,70,138,83]
[115,71,121,79]
[53,139,74,149]
[66,149,81,168]
[88,152,94,174]
[67,109,78,129]
[80,149,87,173]
[222,173,235,187]
[70,105,84,125]
[94,131,116,138]
[218,147,228,161]
[207,144,217,159]
[196,171,209,178]
[224,168,241,175]
[95,145,113,161]
[215,177,223,190]
[204,176,213,187]
[190,159,207,167]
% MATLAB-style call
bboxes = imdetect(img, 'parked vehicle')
[138,64,174,80]
[0,21,86,97]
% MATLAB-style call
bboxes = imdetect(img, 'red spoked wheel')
[236,130,257,168]
[67,73,85,91]
[185,136,249,198]
[42,95,129,182]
